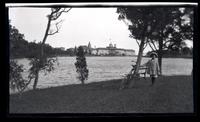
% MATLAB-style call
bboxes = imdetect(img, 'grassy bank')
[9,75,193,113]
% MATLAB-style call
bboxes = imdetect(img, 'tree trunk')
[158,37,163,75]
[81,80,84,85]
[134,37,146,75]
[157,9,165,76]
[127,37,145,88]
[33,69,39,90]
[40,15,51,60]
[32,15,52,90]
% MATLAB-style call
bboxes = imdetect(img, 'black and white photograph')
[6,2,197,115]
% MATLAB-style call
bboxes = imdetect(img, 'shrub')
[74,46,89,84]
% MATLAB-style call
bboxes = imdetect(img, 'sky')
[8,7,193,54]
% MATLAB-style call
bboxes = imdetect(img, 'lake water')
[11,56,193,92]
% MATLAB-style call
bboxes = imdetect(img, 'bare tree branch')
[63,8,72,13]
[143,42,148,50]
[149,39,158,50]
[48,20,63,35]
[50,8,61,19]
[163,40,171,46]
[148,42,156,51]
[51,8,61,15]
[129,34,140,46]
[20,75,34,93]
[143,37,149,50]
[122,19,129,26]
[51,8,72,21]
[135,39,140,46]
[147,38,157,51]
[30,7,72,90]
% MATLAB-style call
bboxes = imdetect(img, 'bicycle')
[119,61,147,90]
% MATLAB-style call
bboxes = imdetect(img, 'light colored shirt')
[145,59,160,77]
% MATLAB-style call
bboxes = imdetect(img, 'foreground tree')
[117,7,157,76]
[9,8,72,92]
[117,7,193,75]
[9,60,26,92]
[146,8,193,74]
[9,23,29,92]
[75,46,89,84]
[30,7,72,90]
[9,24,58,93]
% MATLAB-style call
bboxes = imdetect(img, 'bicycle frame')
[119,63,147,90]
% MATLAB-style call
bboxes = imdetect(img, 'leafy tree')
[117,7,158,76]
[9,23,29,93]
[29,7,71,90]
[117,7,193,75]
[9,17,71,92]
[9,23,29,58]
[181,46,192,55]
[9,60,26,92]
[147,8,193,73]
[9,22,67,59]
[9,8,72,91]
[66,48,75,56]
[74,46,89,84]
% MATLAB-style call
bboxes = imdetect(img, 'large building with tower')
[79,42,135,56]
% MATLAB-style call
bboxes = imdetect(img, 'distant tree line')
[9,23,75,59]
[146,46,193,58]
[9,7,72,92]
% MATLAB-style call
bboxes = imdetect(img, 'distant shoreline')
[11,55,192,60]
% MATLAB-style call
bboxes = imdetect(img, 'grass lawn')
[9,75,193,113]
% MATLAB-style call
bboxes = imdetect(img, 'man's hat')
[150,52,158,57]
